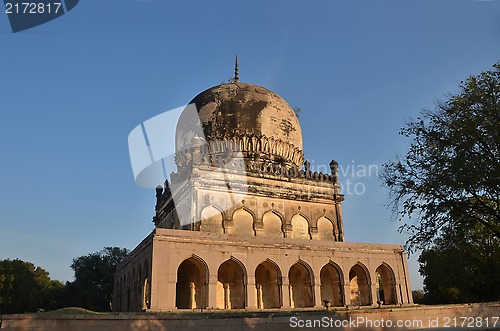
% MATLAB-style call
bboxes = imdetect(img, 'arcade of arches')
[115,259,150,312]
[114,226,413,311]
[172,258,400,309]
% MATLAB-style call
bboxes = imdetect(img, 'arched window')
[262,211,284,238]
[200,205,224,233]
[232,208,254,236]
[317,216,335,241]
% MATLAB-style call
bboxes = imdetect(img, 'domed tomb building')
[113,76,413,311]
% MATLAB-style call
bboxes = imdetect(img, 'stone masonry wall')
[2,303,499,331]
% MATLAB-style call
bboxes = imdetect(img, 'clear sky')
[1,0,499,291]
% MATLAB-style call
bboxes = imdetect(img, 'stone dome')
[176,82,304,168]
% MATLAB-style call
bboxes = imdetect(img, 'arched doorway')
[216,258,246,309]
[288,261,314,307]
[175,256,208,309]
[255,260,281,308]
[349,263,371,306]
[376,263,397,305]
[320,262,344,307]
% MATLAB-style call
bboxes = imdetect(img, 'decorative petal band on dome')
[175,132,305,170]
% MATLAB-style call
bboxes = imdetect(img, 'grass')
[41,307,102,315]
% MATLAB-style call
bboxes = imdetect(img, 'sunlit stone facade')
[113,81,413,311]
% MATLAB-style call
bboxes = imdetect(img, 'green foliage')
[381,63,500,252]
[64,247,129,312]
[0,247,129,313]
[0,259,64,314]
[418,223,500,304]
[412,290,425,304]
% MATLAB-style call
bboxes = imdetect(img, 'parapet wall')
[2,302,499,331]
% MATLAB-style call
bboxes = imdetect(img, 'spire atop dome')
[234,55,239,82]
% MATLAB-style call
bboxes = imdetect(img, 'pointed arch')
[376,262,397,305]
[232,207,255,236]
[116,277,122,312]
[349,262,371,306]
[262,210,284,238]
[131,267,137,311]
[136,263,142,311]
[200,205,224,234]
[120,275,125,312]
[216,257,246,309]
[126,271,131,311]
[288,260,314,307]
[142,258,149,280]
[255,259,282,308]
[142,258,150,310]
[320,261,344,307]
[229,256,248,283]
[317,216,335,241]
[175,254,209,309]
[291,214,311,239]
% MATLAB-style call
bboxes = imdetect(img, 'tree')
[412,290,425,304]
[381,63,500,252]
[64,247,129,311]
[0,259,64,313]
[418,223,500,304]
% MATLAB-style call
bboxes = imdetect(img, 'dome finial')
[234,55,239,82]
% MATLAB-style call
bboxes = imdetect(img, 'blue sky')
[1,1,499,291]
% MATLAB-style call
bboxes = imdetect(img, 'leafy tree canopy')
[418,222,500,304]
[64,247,129,312]
[0,259,64,314]
[381,63,500,252]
